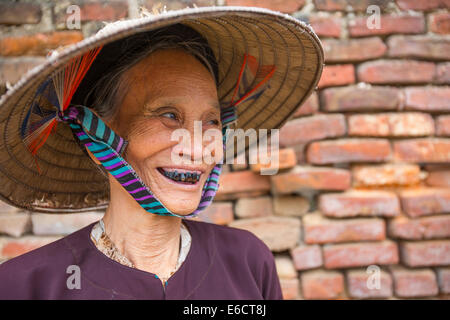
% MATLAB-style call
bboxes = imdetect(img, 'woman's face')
[107,48,222,215]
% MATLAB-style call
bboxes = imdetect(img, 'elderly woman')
[0,7,323,299]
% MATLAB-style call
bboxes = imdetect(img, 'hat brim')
[0,6,323,213]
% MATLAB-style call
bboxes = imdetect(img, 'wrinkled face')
[107,48,222,215]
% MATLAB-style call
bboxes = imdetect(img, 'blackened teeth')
[159,168,200,184]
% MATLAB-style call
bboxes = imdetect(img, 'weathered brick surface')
[271,166,351,193]
[279,114,346,147]
[313,0,391,12]
[391,266,439,298]
[280,278,300,300]
[308,14,342,38]
[404,87,450,112]
[319,190,401,218]
[303,213,386,244]
[393,139,450,163]
[225,0,305,13]
[321,85,400,112]
[228,216,301,252]
[275,255,297,279]
[399,188,450,217]
[426,169,450,187]
[250,148,297,173]
[323,241,399,269]
[318,64,355,88]
[400,240,450,267]
[347,269,393,299]
[273,195,310,217]
[348,113,435,137]
[435,62,450,84]
[234,197,273,218]
[216,171,270,199]
[322,38,387,63]
[293,92,319,117]
[0,32,83,56]
[352,163,422,187]
[307,139,391,164]
[349,14,425,37]
[357,60,435,84]
[388,215,450,240]
[387,35,450,60]
[396,0,450,11]
[436,268,450,294]
[55,1,128,23]
[301,270,344,299]
[189,202,234,225]
[0,212,31,238]
[429,12,450,34]
[290,244,323,270]
[31,212,103,235]
[436,115,450,136]
[0,2,42,25]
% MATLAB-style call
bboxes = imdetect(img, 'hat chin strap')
[58,105,222,218]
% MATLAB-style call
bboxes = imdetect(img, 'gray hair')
[85,33,218,122]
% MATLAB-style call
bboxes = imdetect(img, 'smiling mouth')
[157,167,202,184]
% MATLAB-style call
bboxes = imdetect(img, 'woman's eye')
[207,119,220,126]
[161,112,178,120]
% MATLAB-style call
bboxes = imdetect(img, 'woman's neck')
[103,177,182,278]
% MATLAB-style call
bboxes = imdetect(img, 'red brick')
[387,35,450,60]
[55,1,128,23]
[389,214,450,240]
[426,169,450,188]
[0,236,60,260]
[393,138,450,163]
[309,14,341,38]
[396,0,450,11]
[275,256,297,279]
[391,266,439,298]
[436,115,450,136]
[188,202,234,225]
[352,163,422,187]
[273,196,310,217]
[293,92,319,117]
[435,62,450,84]
[321,85,400,112]
[0,31,83,56]
[271,166,351,193]
[307,139,391,164]
[0,212,31,237]
[31,212,103,235]
[216,171,270,199]
[323,241,399,269]
[279,114,346,147]
[318,64,355,88]
[0,2,42,25]
[399,188,450,218]
[228,216,301,251]
[436,268,450,293]
[250,148,297,173]
[347,269,393,299]
[429,12,450,34]
[303,213,385,244]
[313,0,391,11]
[301,270,344,299]
[349,14,425,37]
[357,60,435,84]
[290,245,323,270]
[280,278,300,300]
[322,37,387,63]
[401,240,450,267]
[225,0,305,13]
[319,190,401,218]
[348,113,435,137]
[404,87,450,112]
[234,197,273,218]
[0,57,45,85]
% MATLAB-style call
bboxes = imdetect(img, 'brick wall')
[0,0,449,300]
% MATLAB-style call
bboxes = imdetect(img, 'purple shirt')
[0,220,282,300]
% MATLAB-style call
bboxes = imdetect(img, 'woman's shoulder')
[0,222,95,299]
